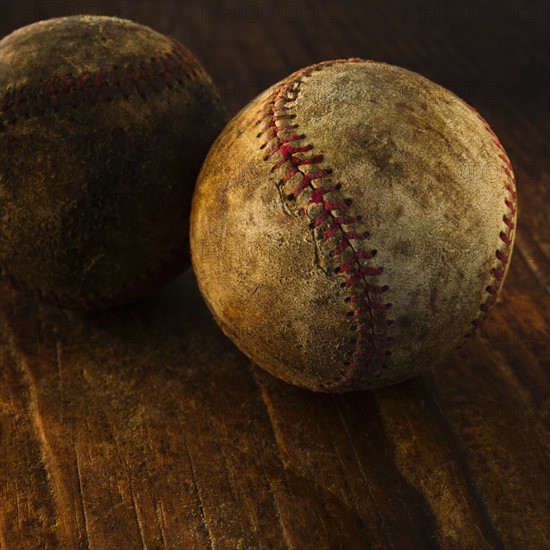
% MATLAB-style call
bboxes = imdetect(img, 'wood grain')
[1,1,549,548]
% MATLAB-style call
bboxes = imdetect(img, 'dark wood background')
[1,1,549,548]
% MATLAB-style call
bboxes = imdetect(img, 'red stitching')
[256,59,391,391]
[466,106,517,334]
[0,39,203,130]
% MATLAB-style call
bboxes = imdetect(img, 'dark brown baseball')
[190,59,517,393]
[0,16,226,309]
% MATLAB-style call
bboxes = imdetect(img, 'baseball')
[190,59,517,392]
[0,16,225,309]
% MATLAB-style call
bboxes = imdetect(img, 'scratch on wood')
[200,403,244,527]
[516,232,550,295]
[250,430,294,550]
[54,342,65,424]
[2,318,75,547]
[74,441,91,549]
[182,433,214,550]
[127,478,147,550]
[111,435,147,550]
[250,370,291,467]
[154,499,167,549]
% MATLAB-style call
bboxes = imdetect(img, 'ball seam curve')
[256,59,393,392]
[0,38,205,129]
[466,106,517,334]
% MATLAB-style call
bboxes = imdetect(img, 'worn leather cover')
[191,60,517,392]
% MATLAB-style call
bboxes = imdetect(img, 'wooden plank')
[1,1,549,548]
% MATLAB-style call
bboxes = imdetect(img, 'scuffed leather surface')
[190,61,516,392]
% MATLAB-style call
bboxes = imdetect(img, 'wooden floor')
[1,1,549,548]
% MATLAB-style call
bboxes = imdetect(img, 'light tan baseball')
[190,59,517,392]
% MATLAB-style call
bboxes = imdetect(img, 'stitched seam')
[256,60,393,391]
[468,106,517,333]
[0,39,203,129]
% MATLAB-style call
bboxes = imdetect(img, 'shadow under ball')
[0,15,226,309]
[190,59,517,393]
